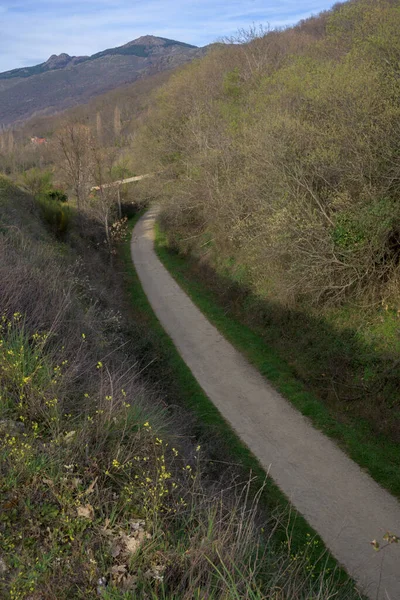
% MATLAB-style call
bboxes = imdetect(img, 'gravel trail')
[131,208,400,599]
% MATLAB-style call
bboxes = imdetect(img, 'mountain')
[0,36,205,127]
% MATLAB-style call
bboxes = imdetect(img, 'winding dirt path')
[131,208,400,599]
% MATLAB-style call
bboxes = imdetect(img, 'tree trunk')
[117,186,122,219]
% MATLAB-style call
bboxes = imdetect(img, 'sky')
[0,0,336,73]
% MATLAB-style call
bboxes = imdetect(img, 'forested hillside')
[138,0,400,450]
[144,0,400,305]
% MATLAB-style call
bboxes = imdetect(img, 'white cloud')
[0,0,335,72]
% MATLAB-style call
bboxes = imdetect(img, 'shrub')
[47,189,68,203]
[36,194,71,238]
[21,168,52,197]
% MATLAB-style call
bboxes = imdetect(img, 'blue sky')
[0,0,336,72]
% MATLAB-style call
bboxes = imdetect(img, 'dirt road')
[131,208,400,599]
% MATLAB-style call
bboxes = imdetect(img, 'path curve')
[131,208,400,599]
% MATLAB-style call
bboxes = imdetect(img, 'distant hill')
[0,36,205,127]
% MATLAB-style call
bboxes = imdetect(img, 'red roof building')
[31,137,47,146]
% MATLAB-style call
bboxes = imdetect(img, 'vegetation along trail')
[131,207,400,600]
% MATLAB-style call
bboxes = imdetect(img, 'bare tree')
[96,111,103,143]
[54,123,93,209]
[0,130,6,153]
[114,105,122,138]
[89,144,119,256]
[8,130,14,154]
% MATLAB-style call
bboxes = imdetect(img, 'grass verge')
[153,223,400,500]
[122,213,360,592]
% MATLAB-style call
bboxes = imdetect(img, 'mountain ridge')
[0,36,198,81]
[0,36,204,127]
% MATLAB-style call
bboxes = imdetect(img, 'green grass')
[153,224,400,500]
[121,213,360,593]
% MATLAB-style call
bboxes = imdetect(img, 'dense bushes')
[141,0,400,308]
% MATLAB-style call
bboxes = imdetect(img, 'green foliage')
[332,214,365,251]
[161,151,183,166]
[47,189,68,203]
[91,38,194,61]
[0,174,14,201]
[18,169,70,236]
[35,195,71,238]
[333,198,400,264]
[21,168,53,198]
[222,67,242,99]
[0,62,54,81]
[110,163,135,181]
[20,169,68,205]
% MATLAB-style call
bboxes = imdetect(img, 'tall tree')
[114,106,122,138]
[89,144,119,256]
[96,111,103,143]
[54,124,93,209]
